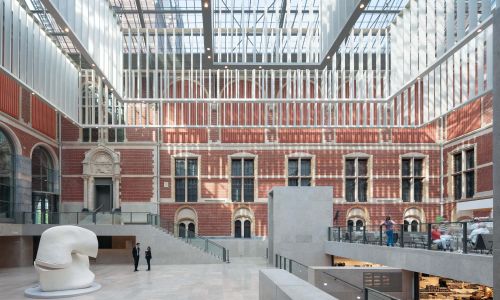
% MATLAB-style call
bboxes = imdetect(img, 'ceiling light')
[207,47,211,51]
[327,55,331,59]
[110,88,114,91]
[31,92,35,95]
[477,28,482,33]
[64,27,69,33]
[259,66,262,69]
[102,77,105,80]
[224,65,228,69]
[91,63,95,67]
[359,3,365,9]
[204,2,209,8]
[207,55,211,59]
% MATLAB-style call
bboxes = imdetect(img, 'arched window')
[0,129,14,219]
[179,223,186,238]
[411,220,419,232]
[235,220,242,238]
[31,146,58,224]
[355,220,364,231]
[188,222,195,237]
[404,220,410,232]
[244,220,251,238]
[347,220,354,231]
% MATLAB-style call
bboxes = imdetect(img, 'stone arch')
[0,123,22,156]
[403,207,425,223]
[346,207,370,225]
[232,206,255,238]
[82,146,121,211]
[175,206,198,237]
[30,142,59,171]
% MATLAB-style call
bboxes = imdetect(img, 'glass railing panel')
[77,212,94,224]
[289,260,308,281]
[207,241,224,259]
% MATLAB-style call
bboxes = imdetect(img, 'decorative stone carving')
[24,226,101,298]
[82,146,121,211]
[90,153,113,175]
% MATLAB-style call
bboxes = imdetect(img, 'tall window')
[175,158,198,202]
[401,158,424,202]
[0,130,14,219]
[288,158,312,186]
[345,158,368,202]
[231,158,254,202]
[107,92,125,142]
[453,148,475,200]
[32,146,58,224]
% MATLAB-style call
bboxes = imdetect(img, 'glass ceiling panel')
[212,0,320,56]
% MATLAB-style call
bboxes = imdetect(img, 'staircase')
[152,224,229,263]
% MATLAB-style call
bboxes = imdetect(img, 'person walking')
[132,242,140,272]
[145,246,152,271]
[382,216,395,247]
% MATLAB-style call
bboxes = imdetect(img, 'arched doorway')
[0,129,14,219]
[31,146,58,224]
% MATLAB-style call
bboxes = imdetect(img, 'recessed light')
[207,47,211,51]
[91,63,95,67]
[64,27,69,33]
[359,3,365,9]
[110,88,113,91]
[323,283,327,286]
[204,2,209,8]
[207,55,211,59]
[224,65,228,69]
[259,66,262,69]
[102,77,105,80]
[477,28,482,33]
[31,92,35,95]
[327,55,331,59]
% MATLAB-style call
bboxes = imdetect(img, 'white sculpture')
[25,226,100,298]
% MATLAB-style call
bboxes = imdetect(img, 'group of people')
[132,243,152,272]
[381,216,491,250]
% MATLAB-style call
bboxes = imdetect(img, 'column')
[82,176,89,211]
[113,177,120,210]
[88,177,95,211]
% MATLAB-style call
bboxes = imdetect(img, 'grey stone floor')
[0,257,269,300]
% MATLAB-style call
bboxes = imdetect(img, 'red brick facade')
[0,69,493,236]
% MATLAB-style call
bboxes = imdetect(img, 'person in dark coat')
[132,243,140,271]
[145,246,152,271]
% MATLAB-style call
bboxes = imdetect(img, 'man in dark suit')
[132,242,140,271]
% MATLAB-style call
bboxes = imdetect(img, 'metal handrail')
[328,220,494,255]
[364,287,400,300]
[321,270,364,292]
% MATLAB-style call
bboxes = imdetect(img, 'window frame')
[451,147,476,201]
[172,156,200,203]
[344,156,370,202]
[230,156,256,202]
[286,155,314,187]
[401,157,425,203]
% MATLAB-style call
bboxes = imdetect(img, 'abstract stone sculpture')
[25,226,100,298]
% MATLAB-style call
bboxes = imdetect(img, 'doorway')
[95,178,113,212]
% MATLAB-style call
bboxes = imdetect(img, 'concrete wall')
[210,238,267,258]
[259,269,338,300]
[325,241,492,287]
[20,224,222,265]
[268,187,333,267]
